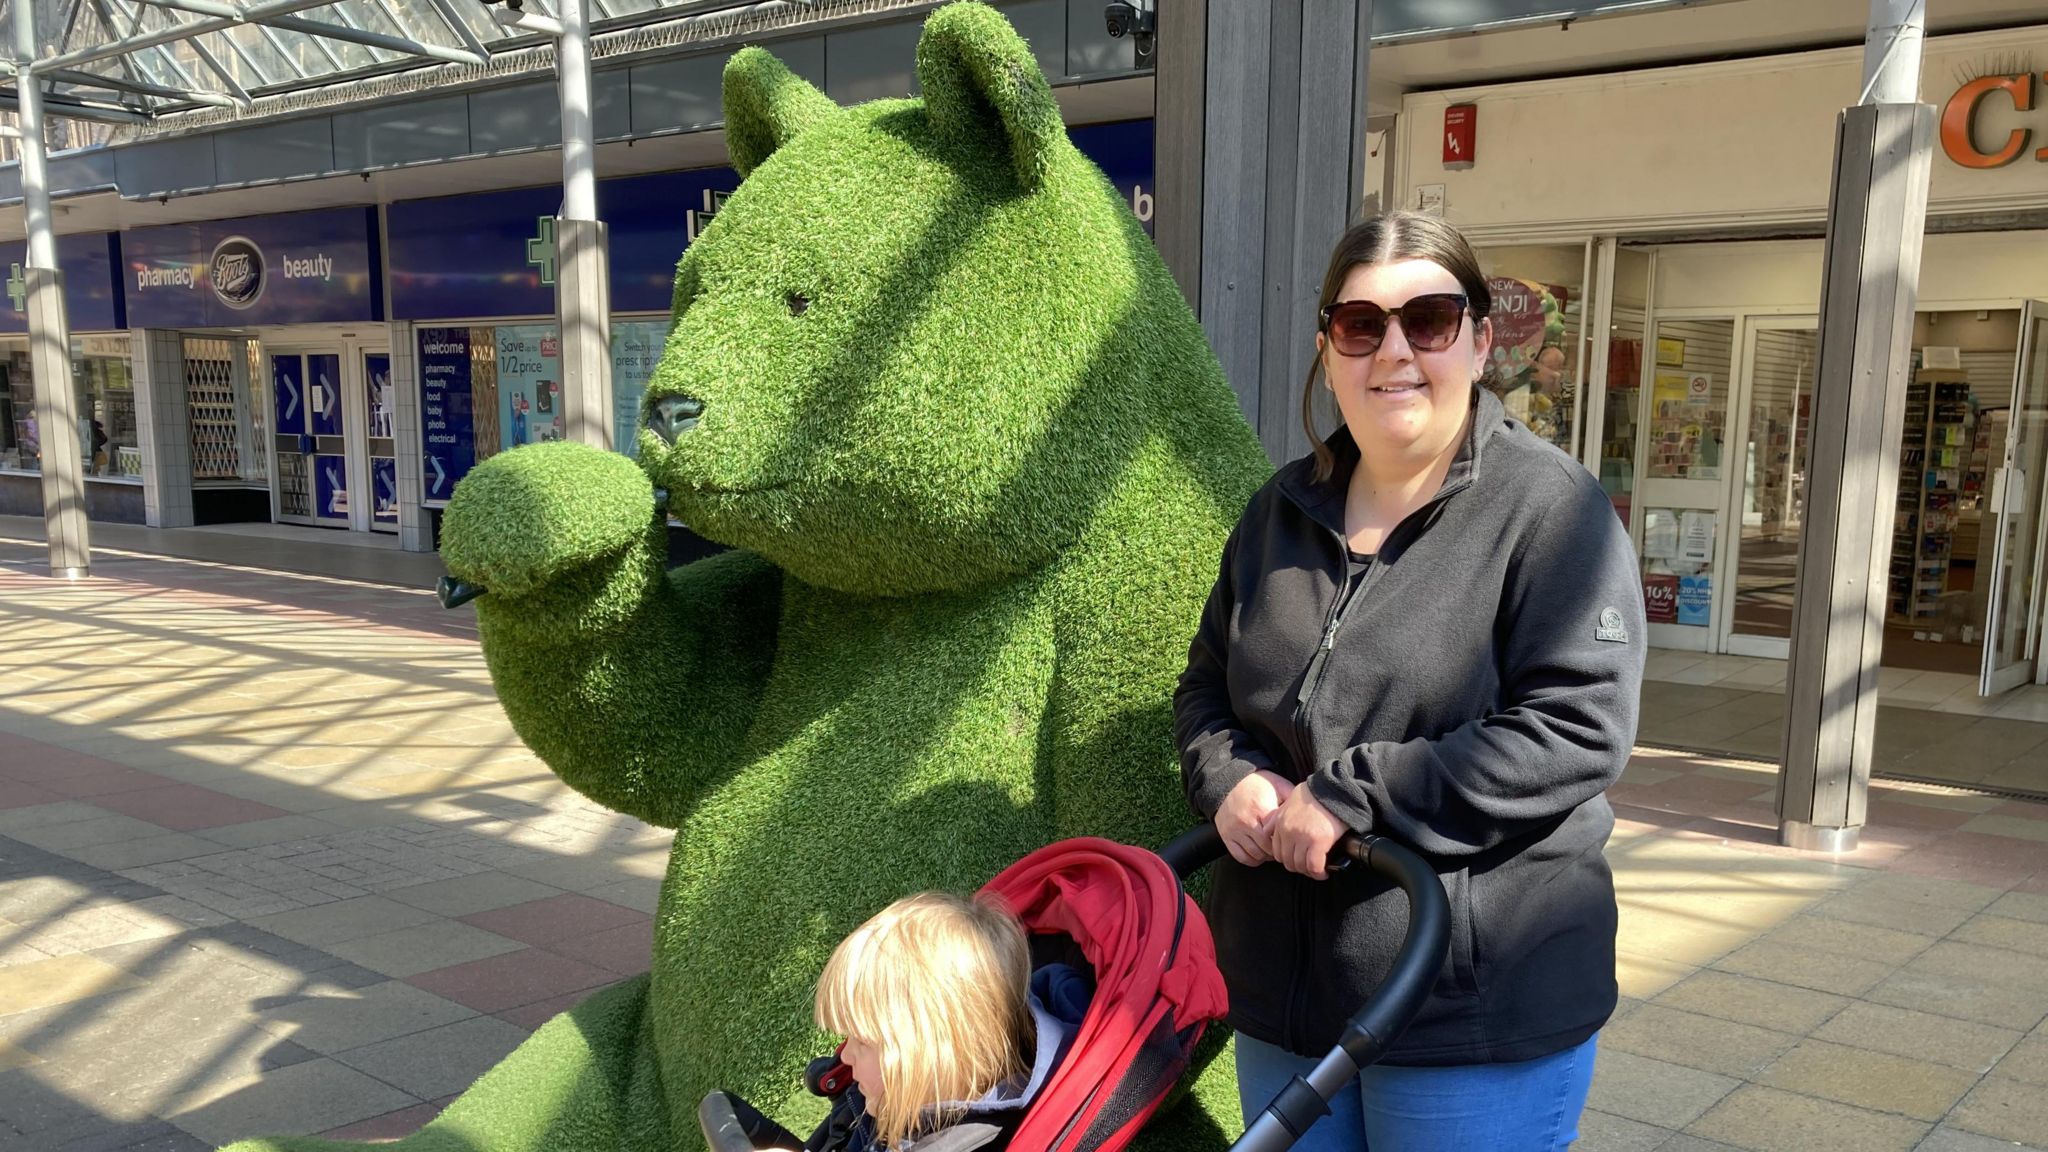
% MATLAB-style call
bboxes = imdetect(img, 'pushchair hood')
[977,837,1229,1152]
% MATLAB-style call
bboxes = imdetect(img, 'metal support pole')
[553,0,612,449]
[14,0,92,580]
[1153,0,1206,315]
[1156,0,1374,458]
[1777,0,1932,853]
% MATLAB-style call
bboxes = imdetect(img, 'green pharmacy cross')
[6,264,24,314]
[527,217,558,286]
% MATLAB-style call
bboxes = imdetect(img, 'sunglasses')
[1319,293,1470,358]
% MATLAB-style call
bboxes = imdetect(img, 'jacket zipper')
[1278,476,1470,1053]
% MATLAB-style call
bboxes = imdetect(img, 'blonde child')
[810,891,1090,1152]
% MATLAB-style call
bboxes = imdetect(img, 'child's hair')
[816,891,1036,1149]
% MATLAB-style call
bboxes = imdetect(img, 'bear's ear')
[915,1,1062,189]
[723,46,841,178]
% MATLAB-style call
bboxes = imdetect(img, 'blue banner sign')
[1068,120,1154,237]
[0,233,124,334]
[387,168,739,319]
[385,119,1155,320]
[124,207,380,328]
[417,327,475,502]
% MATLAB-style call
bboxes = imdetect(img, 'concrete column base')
[1778,820,1860,854]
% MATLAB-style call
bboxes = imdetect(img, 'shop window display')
[1645,320,1732,482]
[0,335,137,478]
[612,319,671,458]
[1598,250,1653,524]
[1873,317,2026,674]
[417,317,673,504]
[1477,244,1588,456]
[1639,318,1734,630]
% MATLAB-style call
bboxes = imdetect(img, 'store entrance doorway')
[1665,307,2048,697]
[1980,301,2048,694]
[264,338,390,533]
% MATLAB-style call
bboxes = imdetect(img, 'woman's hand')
[1215,770,1294,867]
[1268,783,1348,880]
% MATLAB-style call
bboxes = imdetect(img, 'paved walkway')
[0,515,450,591]
[3,540,2048,1151]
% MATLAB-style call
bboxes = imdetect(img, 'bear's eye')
[785,291,811,317]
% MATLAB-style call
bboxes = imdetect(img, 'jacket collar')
[1277,385,1505,538]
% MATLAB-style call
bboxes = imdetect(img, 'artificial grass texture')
[221,4,1270,1150]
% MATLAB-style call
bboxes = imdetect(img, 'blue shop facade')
[0,120,1155,548]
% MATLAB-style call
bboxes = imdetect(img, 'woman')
[1174,212,1643,1151]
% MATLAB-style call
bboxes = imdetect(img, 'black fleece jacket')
[1173,388,1645,1066]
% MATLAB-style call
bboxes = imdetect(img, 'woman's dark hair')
[1302,211,1493,483]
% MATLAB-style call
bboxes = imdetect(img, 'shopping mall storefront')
[0,234,141,523]
[1396,24,2048,699]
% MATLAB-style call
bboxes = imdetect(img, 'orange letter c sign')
[1941,73,2036,169]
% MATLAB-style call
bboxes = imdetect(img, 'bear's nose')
[647,396,704,445]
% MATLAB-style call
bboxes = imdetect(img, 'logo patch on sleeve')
[1596,607,1629,643]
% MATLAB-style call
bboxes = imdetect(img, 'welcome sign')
[124,207,380,327]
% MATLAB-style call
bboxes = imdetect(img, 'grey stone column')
[131,328,194,529]
[1777,0,1935,853]
[15,0,89,578]
[556,218,613,450]
[1153,0,1374,463]
[27,269,88,575]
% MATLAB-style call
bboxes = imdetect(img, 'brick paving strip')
[3,546,2048,1149]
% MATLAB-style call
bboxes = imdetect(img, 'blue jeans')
[1233,1032,1599,1152]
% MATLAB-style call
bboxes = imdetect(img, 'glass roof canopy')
[1,0,1744,128]
[1,0,750,122]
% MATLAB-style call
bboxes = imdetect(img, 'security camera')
[485,0,562,34]
[1105,1,1155,61]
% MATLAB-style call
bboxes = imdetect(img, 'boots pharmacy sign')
[1942,71,2047,170]
[124,208,379,327]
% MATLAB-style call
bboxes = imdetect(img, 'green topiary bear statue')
[222,4,1268,1150]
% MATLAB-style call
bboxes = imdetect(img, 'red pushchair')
[700,825,1449,1152]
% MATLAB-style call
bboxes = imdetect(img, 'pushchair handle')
[1156,824,1453,1152]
